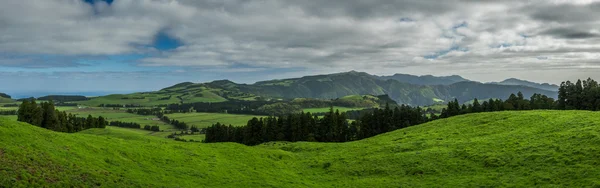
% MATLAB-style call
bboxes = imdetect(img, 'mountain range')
[3,72,560,107]
[489,78,559,91]
[149,71,557,106]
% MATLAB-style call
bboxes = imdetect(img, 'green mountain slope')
[2,111,600,187]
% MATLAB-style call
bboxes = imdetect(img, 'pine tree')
[472,98,481,113]
[41,101,60,131]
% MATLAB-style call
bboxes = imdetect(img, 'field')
[166,112,264,128]
[0,115,17,121]
[0,97,15,103]
[302,106,364,114]
[2,110,600,187]
[176,134,206,142]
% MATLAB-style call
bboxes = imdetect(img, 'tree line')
[17,99,106,133]
[159,115,189,130]
[557,78,600,110]
[109,121,142,129]
[204,104,427,145]
[0,110,17,115]
[439,92,555,118]
[108,120,161,132]
[99,104,142,108]
[438,78,600,118]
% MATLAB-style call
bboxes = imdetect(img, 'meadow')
[1,110,600,187]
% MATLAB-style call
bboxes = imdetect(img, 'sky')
[1,0,599,97]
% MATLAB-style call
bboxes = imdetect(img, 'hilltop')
[1,110,600,187]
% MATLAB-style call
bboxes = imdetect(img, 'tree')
[41,101,60,131]
[472,98,481,113]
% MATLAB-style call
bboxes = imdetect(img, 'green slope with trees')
[2,110,600,187]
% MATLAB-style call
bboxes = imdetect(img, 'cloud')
[0,0,598,84]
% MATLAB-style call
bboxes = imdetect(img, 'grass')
[176,134,206,142]
[302,106,364,113]
[0,97,15,103]
[166,112,264,128]
[2,110,600,187]
[0,115,17,121]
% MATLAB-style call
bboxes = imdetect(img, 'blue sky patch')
[452,21,468,30]
[424,45,468,59]
[153,31,183,51]
[83,0,113,5]
[398,17,414,22]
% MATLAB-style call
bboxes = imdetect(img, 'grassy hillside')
[0,96,14,103]
[2,111,600,187]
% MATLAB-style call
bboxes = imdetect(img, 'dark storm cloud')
[540,28,600,39]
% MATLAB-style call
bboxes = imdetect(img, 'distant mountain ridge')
[378,73,469,85]
[489,78,559,91]
[69,71,559,107]
[200,71,557,106]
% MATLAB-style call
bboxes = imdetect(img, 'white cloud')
[0,0,598,83]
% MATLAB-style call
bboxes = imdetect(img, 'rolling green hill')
[2,110,600,187]
[0,93,14,103]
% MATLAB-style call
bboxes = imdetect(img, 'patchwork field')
[1,111,600,187]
